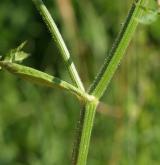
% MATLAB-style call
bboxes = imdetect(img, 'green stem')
[76,102,98,165]
[89,0,147,99]
[0,61,92,103]
[32,0,84,91]
[75,0,147,164]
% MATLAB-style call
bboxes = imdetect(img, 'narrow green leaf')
[2,41,29,63]
[14,51,30,63]
[16,41,27,52]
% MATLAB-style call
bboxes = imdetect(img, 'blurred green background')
[0,0,160,164]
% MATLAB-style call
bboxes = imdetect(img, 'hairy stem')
[0,61,92,103]
[32,0,84,91]
[89,0,147,99]
[74,0,147,165]
[76,102,98,165]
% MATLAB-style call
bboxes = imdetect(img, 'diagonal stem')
[89,0,147,99]
[32,0,84,91]
[0,61,92,103]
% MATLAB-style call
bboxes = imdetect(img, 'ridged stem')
[89,0,147,99]
[32,0,85,91]
[0,61,93,103]
[76,102,98,165]
[75,0,147,165]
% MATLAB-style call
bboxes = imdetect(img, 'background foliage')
[0,0,160,164]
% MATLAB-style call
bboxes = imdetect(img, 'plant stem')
[89,0,147,99]
[0,61,92,103]
[32,0,84,91]
[76,102,98,165]
[74,0,147,164]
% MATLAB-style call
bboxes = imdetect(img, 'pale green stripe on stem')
[32,0,84,91]
[0,61,92,103]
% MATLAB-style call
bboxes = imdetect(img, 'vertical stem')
[32,0,84,91]
[76,102,98,165]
